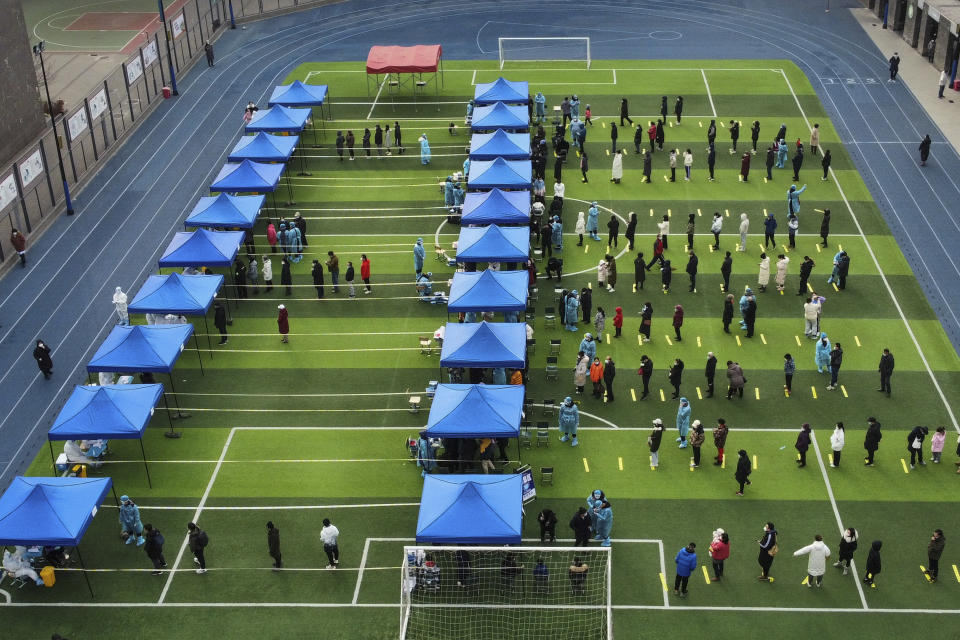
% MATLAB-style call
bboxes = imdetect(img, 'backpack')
[198,530,209,548]
[155,531,165,547]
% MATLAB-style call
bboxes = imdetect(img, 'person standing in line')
[706,142,716,181]
[764,213,777,248]
[10,229,27,266]
[580,151,589,183]
[888,52,900,81]
[658,214,670,250]
[618,97,633,126]
[721,252,732,293]
[740,151,751,182]
[280,257,292,296]
[784,353,795,396]
[713,419,728,466]
[668,148,677,181]
[326,251,340,293]
[683,148,693,181]
[864,417,882,466]
[607,215,620,248]
[649,418,664,469]
[335,131,345,161]
[234,260,248,300]
[656,119,665,150]
[787,214,798,249]
[204,41,214,67]
[791,147,804,182]
[384,124,393,155]
[757,522,778,581]
[611,150,624,184]
[673,304,685,341]
[638,354,653,398]
[765,145,775,181]
[311,259,324,299]
[830,422,845,467]
[247,257,260,295]
[213,302,228,345]
[685,252,697,293]
[362,127,371,157]
[668,359,684,400]
[570,507,592,546]
[938,70,948,98]
[926,529,946,582]
[907,425,929,469]
[143,524,166,575]
[750,120,760,153]
[267,521,281,570]
[374,124,383,155]
[775,254,789,292]
[344,261,356,298]
[826,342,843,391]
[642,150,652,183]
[659,95,668,124]
[834,527,858,575]
[793,534,830,588]
[757,252,770,293]
[633,125,643,155]
[575,212,586,246]
[809,123,820,156]
[647,121,657,154]
[722,293,734,333]
[612,306,623,338]
[686,213,696,250]
[33,340,53,379]
[711,212,722,249]
[673,543,698,598]
[821,149,831,181]
[603,355,616,402]
[277,305,289,343]
[709,532,730,581]
[729,120,740,153]
[931,426,946,463]
[674,95,683,124]
[574,351,588,395]
[836,251,850,290]
[262,255,273,292]
[878,348,894,395]
[187,522,208,574]
[321,518,340,569]
[345,130,355,160]
[707,119,716,145]
[689,420,705,468]
[394,121,403,154]
[558,396,580,446]
[590,357,604,399]
[798,255,815,296]
[726,360,745,399]
[919,134,932,166]
[610,122,619,156]
[625,212,637,251]
[704,352,717,398]
[863,540,882,587]
[743,292,757,338]
[795,423,812,468]
[360,254,372,293]
[560,96,571,128]
[634,252,646,291]
[735,449,751,495]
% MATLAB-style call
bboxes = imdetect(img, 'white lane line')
[780,68,959,433]
[701,69,717,117]
[657,540,669,608]
[367,76,388,120]
[352,538,372,605]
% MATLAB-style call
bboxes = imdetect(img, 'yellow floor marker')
[720,120,725,127]
[763,207,768,216]
[649,208,654,217]
[807,283,813,292]
[667,208,672,217]
[814,208,824,213]
[606,333,611,344]
[854,335,861,347]
[602,121,606,128]
[606,149,610,156]
[689,461,695,472]
[663,175,670,182]
[638,334,643,346]
[709,245,715,253]
[815,243,821,253]
[757,244,766,251]
[697,208,702,216]
[832,283,839,292]
[840,385,848,398]
[650,455,655,470]
[829,452,833,465]
[584,244,589,254]
[784,387,790,398]
[583,458,590,473]
[721,454,726,468]
[780,289,785,295]
[921,566,931,582]
[736,335,742,347]
[753,455,758,470]
[795,335,802,346]
[725,209,730,217]
[665,335,673,346]
[763,177,768,183]
[696,386,703,400]
[782,244,789,253]
[738,175,743,182]
[699,121,703,127]
[702,566,711,584]
[631,388,637,402]
[811,386,818,399]
[801,576,809,585]
[838,243,843,252]
[952,564,960,583]
[622,148,627,155]
[660,573,669,591]
[697,336,702,347]
[760,334,767,344]
[659,389,666,402]
[754,387,760,400]
[901,459,910,474]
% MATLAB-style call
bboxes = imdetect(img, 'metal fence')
[0,0,335,267]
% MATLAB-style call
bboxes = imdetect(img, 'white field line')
[367,75,388,120]
[157,428,236,604]
[352,538,372,605]
[657,539,669,608]
[701,69,718,118]
[779,69,959,434]
[812,436,869,609]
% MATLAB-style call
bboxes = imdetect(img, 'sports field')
[5,58,960,638]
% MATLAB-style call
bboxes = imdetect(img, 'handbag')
[912,437,922,449]
[768,543,779,557]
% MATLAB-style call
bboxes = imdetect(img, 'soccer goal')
[400,545,611,640]
[498,37,591,69]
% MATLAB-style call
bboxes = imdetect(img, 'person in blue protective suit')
[594,499,613,546]
[414,238,426,276]
[277,223,288,255]
[119,495,145,546]
[558,396,580,446]
[570,95,580,120]
[534,91,546,122]
[444,176,455,209]
[565,291,581,332]
[466,99,475,121]
[587,202,600,241]
[453,183,465,208]
[776,139,788,168]
[738,287,753,329]
[492,367,507,385]
[462,157,471,179]
[570,118,585,149]
[815,333,832,374]
[586,489,605,531]
[416,431,436,477]
[419,133,431,164]
[286,224,303,263]
[787,184,807,216]
[676,397,691,448]
[579,332,597,360]
[552,216,564,250]
[827,250,844,284]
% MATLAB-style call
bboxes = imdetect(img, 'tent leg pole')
[140,439,153,488]
[162,388,182,437]
[74,546,95,598]
[194,334,205,375]
[284,180,295,206]
[162,392,175,430]
[204,317,213,358]
[112,486,121,507]
[167,374,189,425]
[49,441,57,474]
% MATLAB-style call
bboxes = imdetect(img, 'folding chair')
[545,357,559,382]
[525,305,536,322]
[540,466,554,485]
[549,339,561,356]
[523,396,534,416]
[543,307,556,329]
[542,398,556,417]
[526,338,536,355]
[409,396,422,414]
[536,422,550,447]
[419,336,433,355]
[519,423,533,449]
[528,287,539,304]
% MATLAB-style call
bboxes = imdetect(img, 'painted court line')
[700,69,718,117]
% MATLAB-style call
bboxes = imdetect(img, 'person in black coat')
[721,252,732,293]
[661,259,673,292]
[634,253,646,291]
[638,354,653,398]
[821,149,832,181]
[797,256,814,296]
[668,358,684,399]
[33,340,53,379]
[819,210,831,247]
[863,417,882,466]
[686,251,698,292]
[907,425,929,468]
[311,259,324,298]
[335,131,345,161]
[660,96,668,123]
[610,122,618,155]
[580,287,592,324]
[889,52,900,80]
[707,142,717,181]
[795,423,812,467]
[554,156,563,183]
[835,527,858,575]
[863,540,882,586]
[642,152,652,183]
[538,509,558,542]
[607,216,620,248]
[757,523,777,580]
[791,148,804,181]
[143,524,166,575]
[570,507,592,546]
[729,120,740,152]
[633,126,643,154]
[619,98,633,126]
[281,257,292,296]
[837,252,850,290]
[394,121,403,153]
[722,294,735,334]
[707,120,717,145]
[267,521,281,569]
[776,123,787,142]
[735,449,751,495]
[374,125,383,155]
[750,120,760,152]
[540,221,553,257]
[234,260,248,299]
[705,352,717,398]
[765,146,775,180]
[919,134,932,166]
[655,119,665,150]
[743,295,757,338]
[214,303,228,345]
[674,96,683,124]
[878,348,894,396]
[603,356,616,401]
[625,213,637,251]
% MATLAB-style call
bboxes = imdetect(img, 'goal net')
[400,545,611,640]
[498,37,591,69]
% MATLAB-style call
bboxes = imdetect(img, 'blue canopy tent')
[211,159,293,210]
[245,104,311,134]
[127,273,225,356]
[439,321,527,369]
[467,158,532,190]
[267,80,329,144]
[158,229,244,268]
[47,384,165,486]
[456,225,530,263]
[416,474,522,544]
[425,384,523,438]
[87,324,199,425]
[448,270,528,313]
[0,476,116,596]
[470,102,528,132]
[183,193,264,230]
[228,132,298,162]
[469,129,531,160]
[473,78,529,105]
[461,189,530,225]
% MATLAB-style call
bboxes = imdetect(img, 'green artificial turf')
[8,58,960,639]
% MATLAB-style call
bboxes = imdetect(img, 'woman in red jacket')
[589,357,604,399]
[612,306,623,338]
[277,304,289,343]
[360,254,371,293]
[709,531,730,581]
[10,229,26,266]
[672,304,684,342]
[266,222,278,253]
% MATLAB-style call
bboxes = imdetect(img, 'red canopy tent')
[366,45,444,110]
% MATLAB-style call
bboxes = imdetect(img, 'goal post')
[498,37,591,69]
[400,545,611,639]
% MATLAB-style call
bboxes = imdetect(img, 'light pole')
[157,0,179,95]
[32,41,74,216]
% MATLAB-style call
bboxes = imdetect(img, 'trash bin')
[163,86,172,99]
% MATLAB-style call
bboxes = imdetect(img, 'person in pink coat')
[277,304,289,343]
[266,222,278,253]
